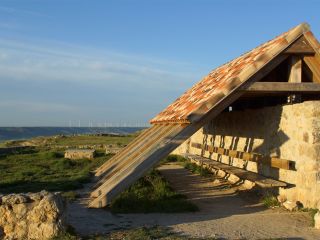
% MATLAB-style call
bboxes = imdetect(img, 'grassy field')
[2,134,137,148]
[0,148,111,193]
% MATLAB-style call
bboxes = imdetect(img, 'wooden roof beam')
[239,82,320,93]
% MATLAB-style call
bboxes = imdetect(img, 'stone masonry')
[0,191,66,240]
[64,149,95,160]
[173,101,320,208]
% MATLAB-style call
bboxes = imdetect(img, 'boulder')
[0,191,66,240]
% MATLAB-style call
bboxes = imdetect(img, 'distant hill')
[0,127,145,142]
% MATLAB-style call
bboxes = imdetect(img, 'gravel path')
[68,163,320,239]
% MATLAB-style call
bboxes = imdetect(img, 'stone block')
[0,191,66,240]
[65,149,95,160]
[283,200,297,211]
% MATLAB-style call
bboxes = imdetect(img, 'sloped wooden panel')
[89,124,186,208]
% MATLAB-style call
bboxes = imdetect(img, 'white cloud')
[0,38,199,91]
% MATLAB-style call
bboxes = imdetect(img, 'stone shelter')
[90,23,320,209]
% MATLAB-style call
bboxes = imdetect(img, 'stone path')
[68,163,320,239]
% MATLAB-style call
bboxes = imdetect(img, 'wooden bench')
[186,154,287,188]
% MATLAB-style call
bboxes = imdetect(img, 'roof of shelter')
[150,23,311,124]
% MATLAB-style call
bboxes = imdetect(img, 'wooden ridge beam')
[239,82,320,93]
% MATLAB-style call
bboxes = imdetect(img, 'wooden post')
[288,56,302,103]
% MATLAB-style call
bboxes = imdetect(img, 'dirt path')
[68,163,320,239]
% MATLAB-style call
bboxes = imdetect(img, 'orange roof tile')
[150,23,310,124]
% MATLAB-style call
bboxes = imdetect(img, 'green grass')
[50,135,135,147]
[0,149,111,193]
[183,162,212,177]
[4,134,136,148]
[110,169,198,213]
[162,155,212,177]
[160,154,187,164]
[261,195,280,208]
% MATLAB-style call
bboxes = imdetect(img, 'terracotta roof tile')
[150,23,310,124]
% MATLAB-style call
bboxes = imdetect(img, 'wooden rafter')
[239,82,320,93]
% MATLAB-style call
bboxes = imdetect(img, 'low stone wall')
[64,149,95,160]
[173,101,320,208]
[0,191,66,240]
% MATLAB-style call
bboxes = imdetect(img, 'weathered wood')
[95,125,160,177]
[303,56,320,83]
[283,35,315,55]
[288,56,302,83]
[89,124,185,207]
[191,142,295,170]
[91,124,175,198]
[187,154,287,188]
[239,82,320,93]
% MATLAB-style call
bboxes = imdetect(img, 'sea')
[0,127,145,143]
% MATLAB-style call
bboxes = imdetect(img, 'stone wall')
[0,191,66,240]
[64,149,95,160]
[173,101,320,208]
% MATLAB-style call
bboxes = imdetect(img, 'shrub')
[261,195,280,208]
[184,162,211,177]
[110,169,198,213]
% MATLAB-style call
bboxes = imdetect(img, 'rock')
[0,191,66,240]
[315,211,320,229]
[242,180,255,190]
[283,200,297,211]
[2,194,28,205]
[277,195,287,204]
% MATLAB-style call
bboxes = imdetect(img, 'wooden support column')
[288,56,302,103]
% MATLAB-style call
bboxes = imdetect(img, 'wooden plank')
[191,142,295,170]
[239,82,320,93]
[288,56,302,83]
[187,154,287,187]
[95,125,160,177]
[90,124,175,198]
[90,124,181,199]
[303,56,320,83]
[283,35,315,55]
[94,126,155,175]
[89,124,185,207]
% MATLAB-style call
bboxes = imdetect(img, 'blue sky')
[0,0,319,127]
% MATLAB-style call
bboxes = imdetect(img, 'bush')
[261,195,280,208]
[184,162,211,177]
[160,154,187,164]
[110,170,198,213]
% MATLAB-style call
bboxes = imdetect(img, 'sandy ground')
[68,163,320,239]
